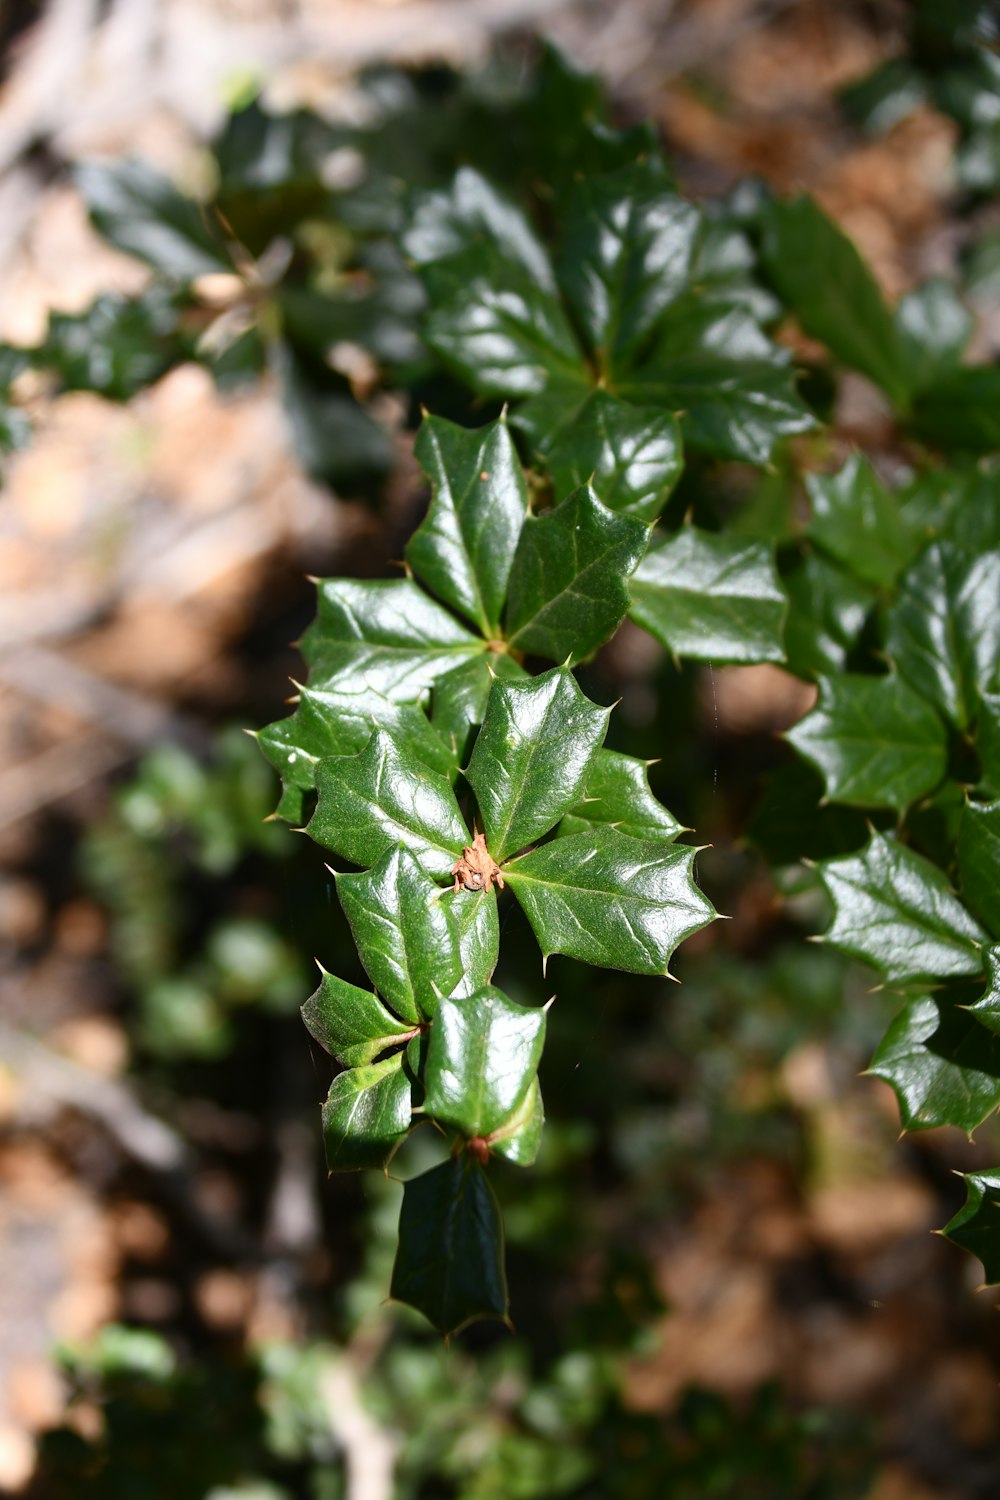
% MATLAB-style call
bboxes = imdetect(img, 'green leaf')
[557,167,699,375]
[785,673,948,812]
[77,159,234,279]
[840,57,926,134]
[958,800,1000,940]
[489,1077,544,1167]
[408,414,528,636]
[256,686,457,823]
[781,551,874,680]
[885,543,1000,729]
[977,692,1000,797]
[619,302,814,464]
[465,668,610,863]
[390,1155,509,1336]
[307,729,468,877]
[302,970,416,1068]
[895,279,973,393]
[301,578,484,700]
[630,527,786,665]
[40,291,183,400]
[943,1170,1000,1284]
[439,888,500,998]
[965,947,1000,1037]
[505,486,648,664]
[760,195,911,408]
[911,367,1000,454]
[540,390,683,521]
[558,750,684,842]
[423,985,547,1139]
[868,991,1000,1133]
[322,1053,412,1171]
[336,846,462,1022]
[806,456,921,589]
[817,831,988,983]
[430,652,527,764]
[504,828,716,976]
[404,166,557,290]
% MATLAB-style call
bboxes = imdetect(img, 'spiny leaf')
[404,166,557,289]
[806,456,922,590]
[390,1155,509,1335]
[504,828,716,976]
[868,990,1000,1133]
[817,831,987,984]
[465,667,610,864]
[337,846,463,1022]
[307,729,468,878]
[440,888,500,998]
[423,985,547,1140]
[505,486,649,664]
[958,800,1000,940]
[489,1078,544,1167]
[943,1171,1000,1284]
[964,947,1000,1038]
[558,750,684,842]
[430,652,527,765]
[541,390,683,521]
[322,1053,412,1171]
[302,971,416,1068]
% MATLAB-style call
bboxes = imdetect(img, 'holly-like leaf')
[965,947,1000,1038]
[322,1053,412,1171]
[785,672,947,812]
[307,729,468,878]
[911,367,1000,453]
[423,985,547,1140]
[885,543,1000,730]
[257,687,457,823]
[465,668,610,864]
[440,889,500,998]
[504,486,648,664]
[895,278,974,393]
[977,692,1000,797]
[943,1171,1000,1284]
[806,456,921,589]
[817,831,988,983]
[337,846,463,1022]
[556,166,700,376]
[558,750,685,842]
[408,414,529,637]
[781,551,874,680]
[302,970,416,1068]
[40,291,184,400]
[958,800,1000,940]
[301,579,484,700]
[541,391,683,521]
[504,828,715,976]
[489,1078,544,1167]
[390,1155,509,1336]
[430,652,526,764]
[77,159,234,280]
[630,527,786,664]
[619,301,814,464]
[760,195,912,408]
[404,166,557,290]
[868,991,1000,1133]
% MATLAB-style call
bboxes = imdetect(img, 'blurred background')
[1,1,999,1496]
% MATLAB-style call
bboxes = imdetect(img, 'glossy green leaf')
[817,831,988,983]
[322,1053,412,1171]
[337,846,463,1022]
[256,687,456,823]
[390,1155,508,1336]
[895,279,973,393]
[977,692,1000,797]
[619,301,814,464]
[868,991,1000,1133]
[408,414,528,636]
[430,653,526,764]
[806,456,921,590]
[489,1077,544,1167]
[404,166,556,289]
[301,578,484,700]
[40,291,183,400]
[541,391,683,521]
[911,367,1000,453]
[558,750,685,842]
[439,888,500,998]
[760,195,911,408]
[557,168,699,374]
[302,970,416,1068]
[785,672,948,811]
[307,729,468,878]
[781,551,874,680]
[465,668,610,863]
[943,1170,1000,1284]
[423,985,547,1139]
[965,947,1000,1037]
[958,800,1000,939]
[504,828,716,976]
[505,486,648,664]
[630,528,786,665]
[78,159,234,279]
[885,543,1000,729]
